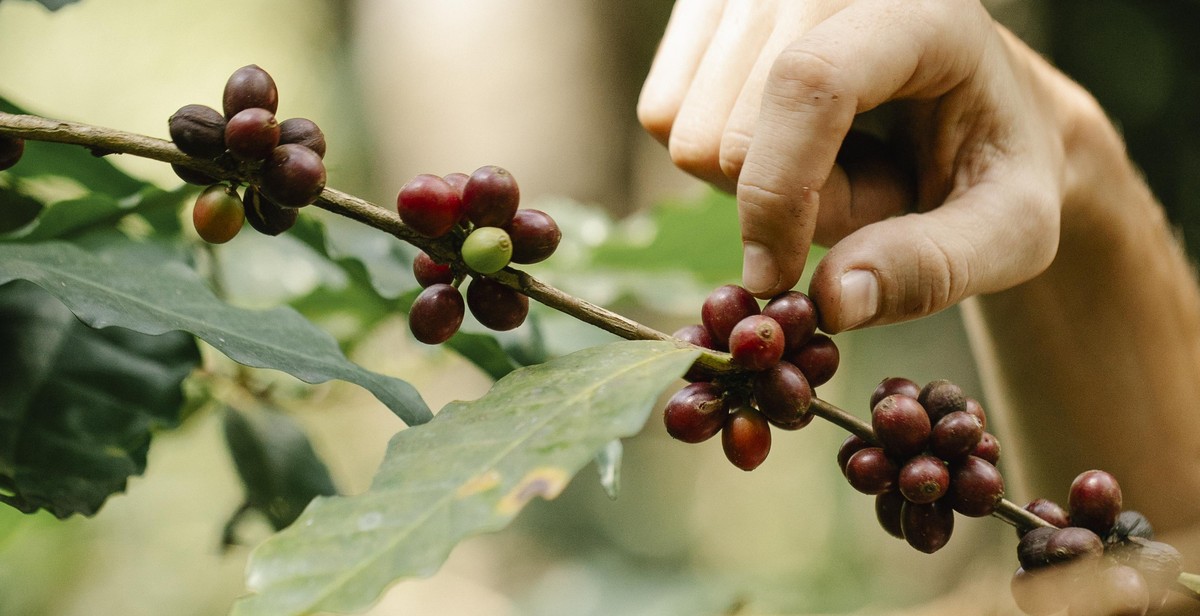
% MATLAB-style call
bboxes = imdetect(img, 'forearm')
[963,41,1200,535]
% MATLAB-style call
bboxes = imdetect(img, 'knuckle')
[768,46,848,110]
[718,127,751,181]
[635,95,675,143]
[667,129,722,178]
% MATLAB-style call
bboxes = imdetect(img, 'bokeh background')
[0,0,1196,614]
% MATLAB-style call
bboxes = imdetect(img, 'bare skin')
[641,0,1200,611]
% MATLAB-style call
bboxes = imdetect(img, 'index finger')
[737,0,991,297]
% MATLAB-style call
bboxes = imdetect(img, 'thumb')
[809,179,1060,332]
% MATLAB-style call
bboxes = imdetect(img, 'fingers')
[736,0,992,297]
[809,171,1061,333]
[637,0,725,146]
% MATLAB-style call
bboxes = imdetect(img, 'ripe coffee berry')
[728,314,785,371]
[223,64,279,118]
[504,209,561,264]
[871,394,931,459]
[242,186,298,236]
[787,334,839,387]
[869,377,921,410]
[875,491,906,539]
[901,500,954,554]
[397,174,464,238]
[466,276,528,331]
[1044,526,1103,567]
[461,227,514,274]
[169,104,227,159]
[898,455,950,504]
[918,379,966,424]
[752,361,813,429]
[1022,499,1070,535]
[663,382,727,444]
[225,107,280,162]
[845,447,898,495]
[701,285,760,350]
[463,165,520,227]
[672,324,716,381]
[260,144,326,207]
[413,251,453,288]
[0,135,24,171]
[278,118,326,158]
[1017,527,1058,570]
[721,407,771,471]
[945,455,1004,517]
[971,432,1001,465]
[443,172,469,197]
[1069,469,1123,536]
[172,163,218,187]
[928,410,984,460]
[192,184,245,244]
[408,283,465,344]
[761,291,817,353]
[837,434,871,477]
[964,397,987,430]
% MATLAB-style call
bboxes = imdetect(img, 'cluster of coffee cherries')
[399,166,562,345]
[0,134,23,172]
[1011,470,1183,615]
[169,65,327,244]
[662,284,839,471]
[838,377,1004,554]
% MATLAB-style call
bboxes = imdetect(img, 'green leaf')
[0,281,199,517]
[0,241,432,426]
[444,331,522,380]
[0,187,44,233]
[232,340,699,616]
[1,187,190,242]
[1176,572,1200,600]
[223,408,337,533]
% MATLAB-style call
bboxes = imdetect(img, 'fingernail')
[742,241,778,295]
[839,270,880,329]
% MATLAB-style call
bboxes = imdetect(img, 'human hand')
[639,0,1085,332]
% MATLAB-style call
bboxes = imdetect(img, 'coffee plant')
[1,63,1198,616]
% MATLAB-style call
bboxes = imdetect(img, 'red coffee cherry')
[899,455,951,504]
[929,411,984,461]
[463,165,520,227]
[875,490,906,539]
[918,379,966,424]
[845,447,899,495]
[505,209,561,264]
[837,434,871,477]
[869,376,921,411]
[225,107,280,162]
[901,500,955,554]
[1022,499,1070,536]
[260,144,326,207]
[192,184,245,244]
[242,186,298,236]
[871,394,931,459]
[701,285,759,350]
[787,334,839,387]
[169,104,227,159]
[752,361,813,429]
[408,283,465,344]
[946,455,1004,517]
[663,382,727,444]
[278,117,326,158]
[397,174,465,238]
[223,64,279,118]
[1068,470,1123,536]
[760,291,817,352]
[466,276,528,331]
[971,432,1001,465]
[413,251,454,288]
[728,314,785,371]
[721,407,771,471]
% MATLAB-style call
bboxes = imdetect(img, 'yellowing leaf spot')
[456,470,502,498]
[496,467,569,516]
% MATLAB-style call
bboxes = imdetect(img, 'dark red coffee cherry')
[192,184,245,244]
[1023,499,1070,534]
[224,107,280,162]
[223,64,279,118]
[0,135,24,171]
[171,163,219,186]
[278,118,326,158]
[929,411,984,461]
[1018,527,1058,571]
[1044,526,1104,567]
[844,447,899,495]
[242,186,298,236]
[672,324,716,382]
[918,379,967,424]
[729,314,785,371]
[871,394,931,459]
[260,144,326,207]
[721,407,771,471]
[946,455,1004,517]
[408,283,464,344]
[869,376,921,411]
[971,432,1001,465]
[787,334,839,387]
[397,174,465,238]
[964,397,987,430]
[899,455,950,504]
[701,285,760,350]
[761,291,817,352]
[752,361,812,429]
[504,209,561,264]
[901,500,954,554]
[168,104,227,159]
[443,172,469,197]
[466,276,529,331]
[1069,470,1123,536]
[663,382,727,444]
[876,490,906,539]
[413,251,453,288]
[463,165,520,227]
[837,434,871,477]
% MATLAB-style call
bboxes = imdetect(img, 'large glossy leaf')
[0,281,199,517]
[232,340,699,616]
[0,241,432,426]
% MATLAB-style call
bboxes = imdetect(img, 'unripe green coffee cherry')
[461,226,513,274]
